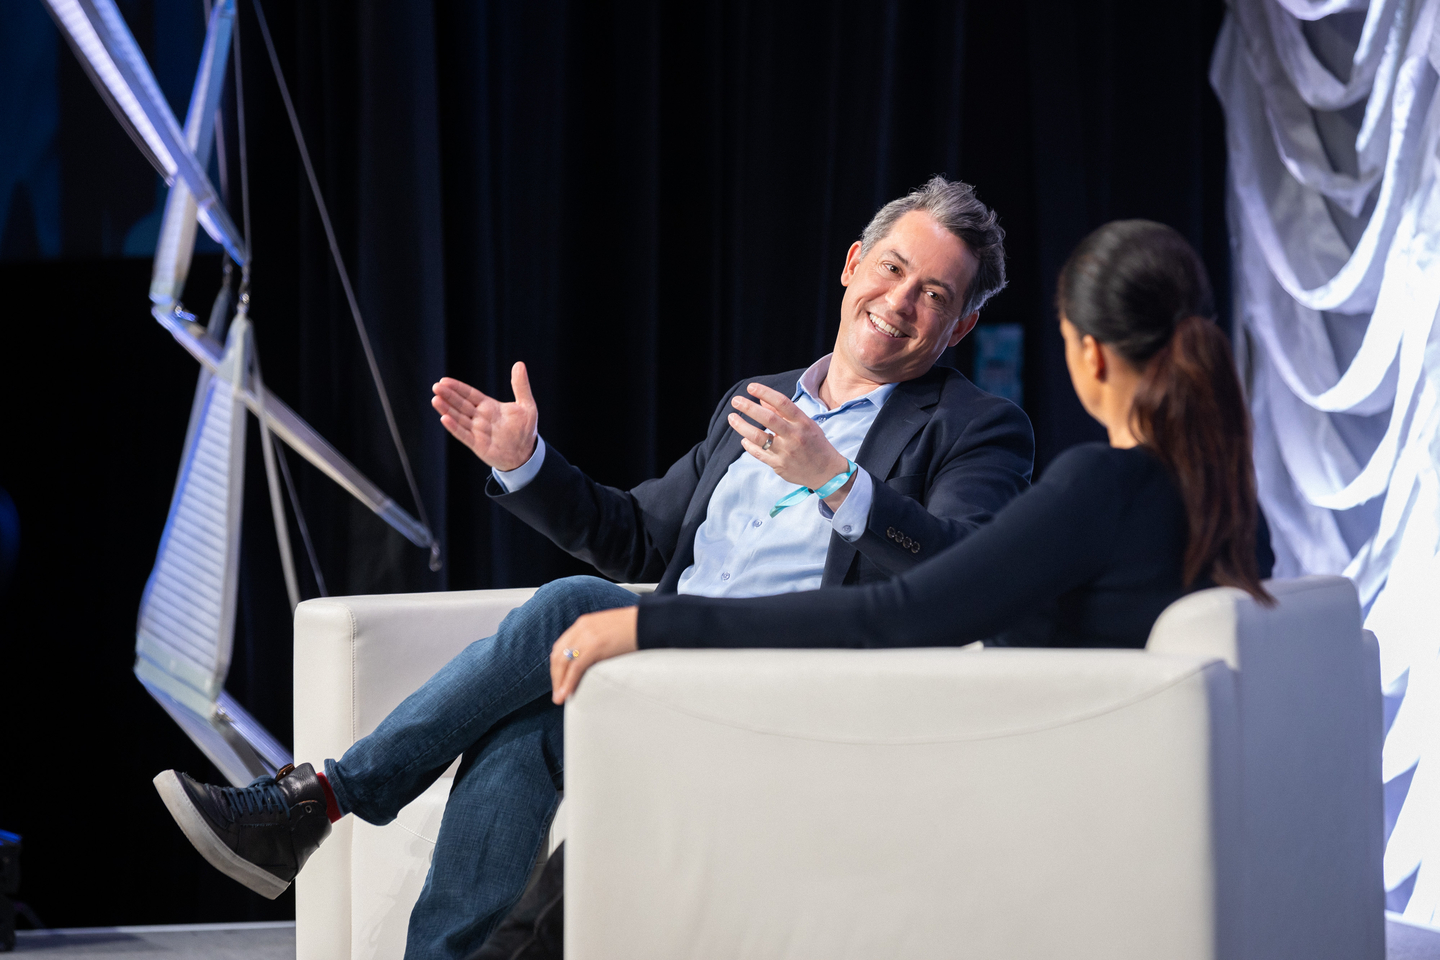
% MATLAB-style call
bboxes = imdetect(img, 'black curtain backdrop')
[0,0,1227,927]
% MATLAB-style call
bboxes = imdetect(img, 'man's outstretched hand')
[432,362,539,472]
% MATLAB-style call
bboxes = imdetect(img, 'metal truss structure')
[43,0,436,785]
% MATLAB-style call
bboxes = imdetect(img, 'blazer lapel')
[660,371,798,593]
[853,367,943,481]
[683,428,745,532]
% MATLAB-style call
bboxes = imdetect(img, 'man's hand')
[432,362,539,472]
[728,383,856,509]
[550,606,639,704]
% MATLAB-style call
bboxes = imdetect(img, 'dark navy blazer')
[486,364,1034,595]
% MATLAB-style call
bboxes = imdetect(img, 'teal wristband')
[770,460,856,517]
[814,460,858,499]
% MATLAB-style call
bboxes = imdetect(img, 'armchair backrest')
[1147,575,1384,960]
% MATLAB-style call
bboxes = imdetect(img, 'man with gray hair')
[155,176,1034,960]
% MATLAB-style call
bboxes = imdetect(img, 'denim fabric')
[323,576,639,960]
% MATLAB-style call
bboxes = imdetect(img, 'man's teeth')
[869,313,904,338]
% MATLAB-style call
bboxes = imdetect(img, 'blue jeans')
[323,576,640,960]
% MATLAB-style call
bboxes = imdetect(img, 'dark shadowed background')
[0,0,1228,926]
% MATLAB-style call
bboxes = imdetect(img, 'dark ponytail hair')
[1057,220,1271,603]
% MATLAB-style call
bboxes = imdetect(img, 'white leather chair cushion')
[349,781,450,959]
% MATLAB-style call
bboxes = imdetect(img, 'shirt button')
[752,519,763,528]
[720,572,730,581]
[841,525,852,534]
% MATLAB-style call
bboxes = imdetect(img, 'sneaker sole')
[153,771,292,900]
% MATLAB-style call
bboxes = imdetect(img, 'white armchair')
[294,576,1383,960]
[293,586,540,960]
[292,584,651,960]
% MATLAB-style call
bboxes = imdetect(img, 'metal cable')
[250,0,440,571]
[213,102,228,210]
[274,435,328,596]
[232,0,329,597]
[232,5,251,294]
[250,344,302,612]
[209,0,233,332]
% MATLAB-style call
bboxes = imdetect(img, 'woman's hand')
[727,383,854,506]
[550,606,640,704]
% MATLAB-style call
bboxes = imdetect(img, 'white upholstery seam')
[347,604,358,745]
[583,658,1228,745]
[390,820,438,846]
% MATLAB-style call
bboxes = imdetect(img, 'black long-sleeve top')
[637,443,1270,651]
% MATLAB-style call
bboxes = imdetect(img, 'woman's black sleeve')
[636,445,1123,650]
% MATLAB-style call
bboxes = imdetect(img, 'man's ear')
[947,310,980,348]
[839,241,864,286]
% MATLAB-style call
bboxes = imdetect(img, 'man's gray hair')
[859,176,1007,318]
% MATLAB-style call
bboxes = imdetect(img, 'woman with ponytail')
[548,220,1274,697]
[1056,219,1271,604]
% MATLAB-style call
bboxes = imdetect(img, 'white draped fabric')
[1213,0,1440,924]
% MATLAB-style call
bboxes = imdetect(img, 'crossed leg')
[403,696,564,959]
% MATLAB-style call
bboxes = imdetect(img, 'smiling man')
[154,177,1034,960]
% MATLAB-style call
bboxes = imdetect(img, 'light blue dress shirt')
[493,354,895,598]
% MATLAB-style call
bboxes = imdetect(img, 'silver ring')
[762,434,774,451]
[563,648,580,661]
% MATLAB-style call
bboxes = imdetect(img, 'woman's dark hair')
[1057,219,1271,603]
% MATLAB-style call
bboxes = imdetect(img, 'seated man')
[154,176,1034,960]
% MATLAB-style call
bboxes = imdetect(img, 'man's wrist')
[810,453,852,492]
[821,471,857,511]
[490,435,537,472]
[823,466,873,538]
[492,435,545,493]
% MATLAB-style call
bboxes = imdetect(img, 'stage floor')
[10,917,1440,957]
[1389,915,1440,960]
[10,921,294,958]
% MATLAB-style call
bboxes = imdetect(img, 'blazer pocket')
[885,473,926,498]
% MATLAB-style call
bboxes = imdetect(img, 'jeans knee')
[537,574,607,594]
[530,575,613,610]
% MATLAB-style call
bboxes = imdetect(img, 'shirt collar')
[794,353,900,413]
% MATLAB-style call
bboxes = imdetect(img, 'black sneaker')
[154,762,332,899]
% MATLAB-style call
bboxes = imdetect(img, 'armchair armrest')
[294,587,542,763]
